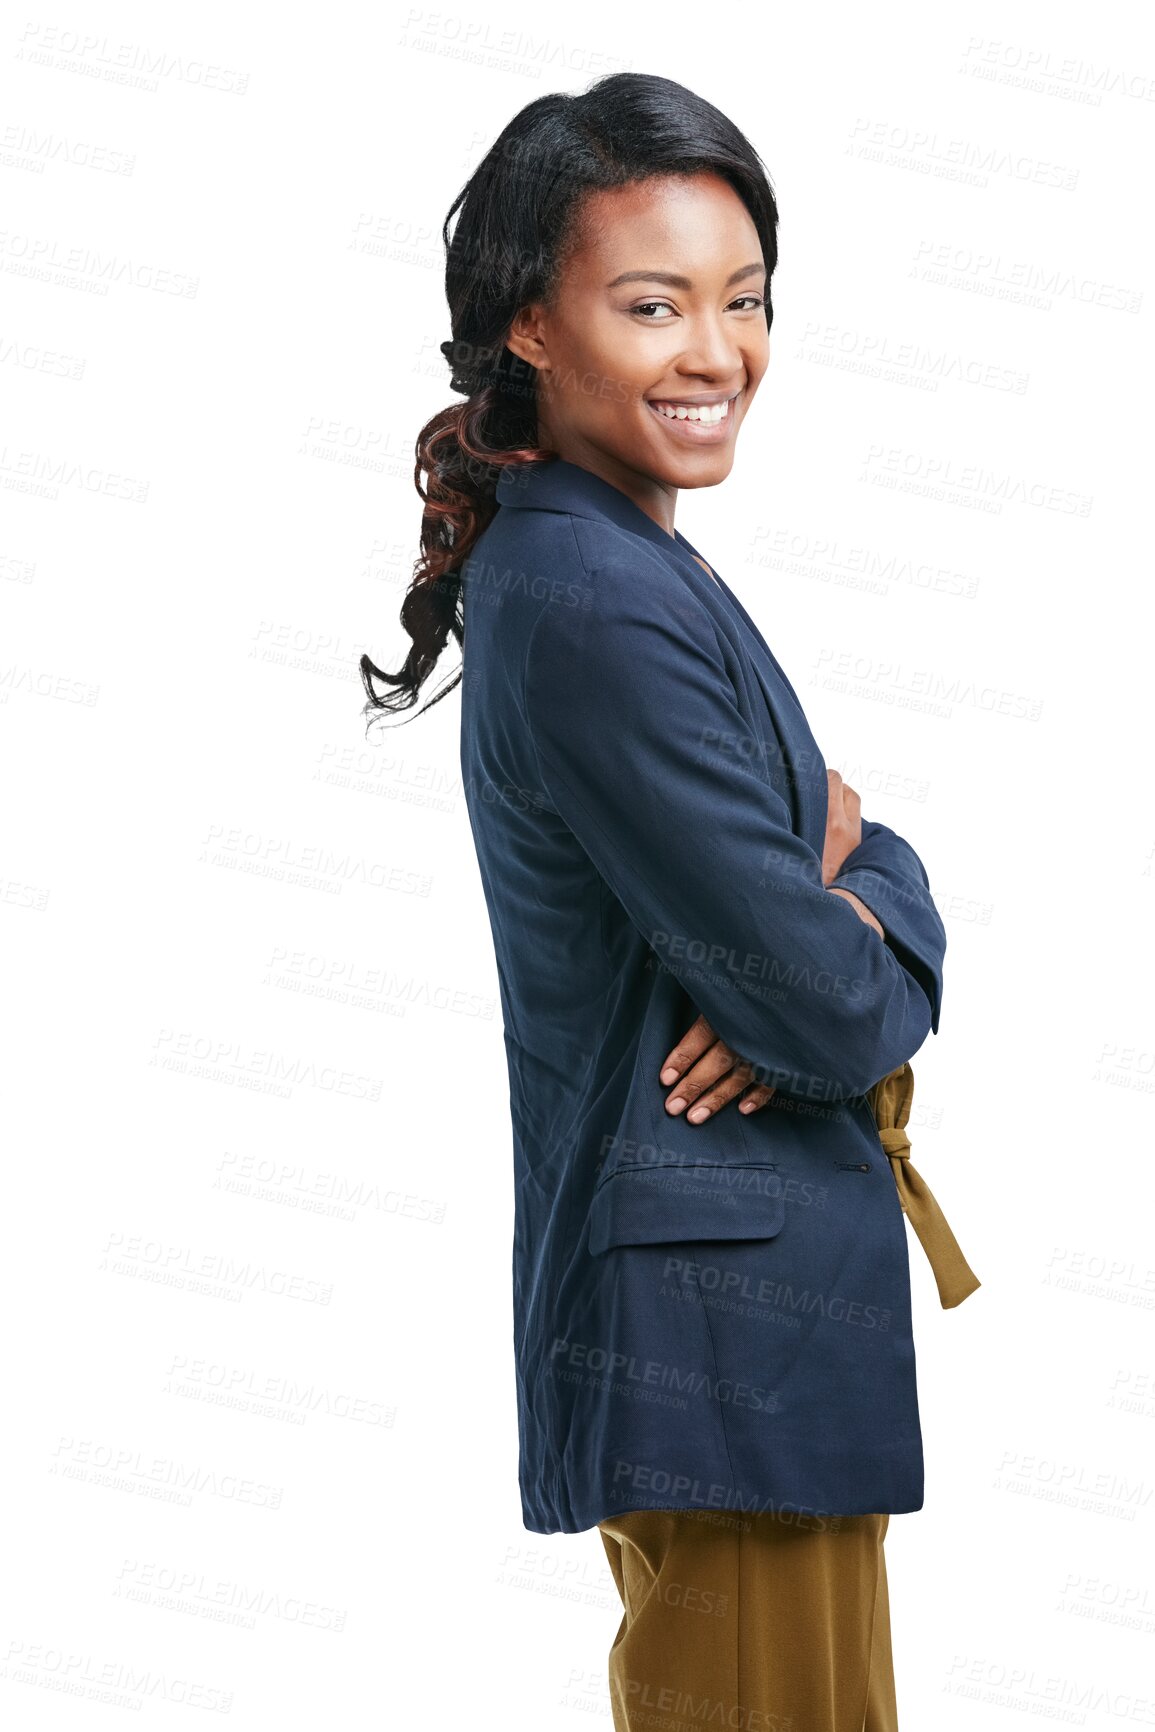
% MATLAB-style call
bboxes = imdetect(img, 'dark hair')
[359,71,779,729]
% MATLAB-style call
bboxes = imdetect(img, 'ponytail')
[359,363,553,728]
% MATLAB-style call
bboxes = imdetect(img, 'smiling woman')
[358,70,962,1732]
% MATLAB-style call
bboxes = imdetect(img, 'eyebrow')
[605,262,766,290]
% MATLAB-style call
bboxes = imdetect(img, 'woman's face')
[505,170,770,521]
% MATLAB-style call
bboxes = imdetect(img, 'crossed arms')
[524,563,946,1106]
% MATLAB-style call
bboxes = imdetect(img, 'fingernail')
[667,1097,686,1115]
[739,1100,754,1112]
[687,1106,710,1123]
[660,1066,680,1084]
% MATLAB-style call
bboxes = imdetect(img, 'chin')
[668,450,736,489]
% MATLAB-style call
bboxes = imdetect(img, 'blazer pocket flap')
[588,1163,787,1256]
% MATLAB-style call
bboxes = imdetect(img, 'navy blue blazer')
[459,456,947,1534]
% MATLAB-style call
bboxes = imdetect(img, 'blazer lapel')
[673,525,805,716]
[669,526,822,842]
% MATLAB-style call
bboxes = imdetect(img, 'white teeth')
[650,398,732,424]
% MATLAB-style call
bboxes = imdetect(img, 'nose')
[674,312,747,381]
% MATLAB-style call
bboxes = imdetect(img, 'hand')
[822,768,864,886]
[659,1013,776,1123]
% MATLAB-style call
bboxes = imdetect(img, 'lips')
[645,390,740,436]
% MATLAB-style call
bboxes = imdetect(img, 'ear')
[504,304,551,375]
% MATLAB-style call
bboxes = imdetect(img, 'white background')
[3,1,1153,1726]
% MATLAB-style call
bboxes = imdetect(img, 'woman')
[362,71,978,1732]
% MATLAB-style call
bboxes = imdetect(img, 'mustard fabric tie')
[865,1062,981,1310]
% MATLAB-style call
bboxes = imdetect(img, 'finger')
[671,1065,777,1124]
[660,1013,717,1086]
[684,1068,755,1122]
[665,1046,744,1117]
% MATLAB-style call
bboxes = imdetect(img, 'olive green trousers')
[597,1507,898,1732]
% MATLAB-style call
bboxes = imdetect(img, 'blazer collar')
[494,456,802,708]
[496,455,737,604]
[495,456,684,557]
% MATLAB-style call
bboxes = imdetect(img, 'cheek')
[570,330,648,413]
[740,358,769,403]
[562,354,632,414]
[590,356,645,415]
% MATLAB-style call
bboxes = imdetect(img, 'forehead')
[569,173,763,277]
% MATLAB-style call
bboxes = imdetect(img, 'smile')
[645,390,740,437]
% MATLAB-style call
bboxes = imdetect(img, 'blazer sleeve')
[829,818,946,1035]
[522,565,936,1103]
